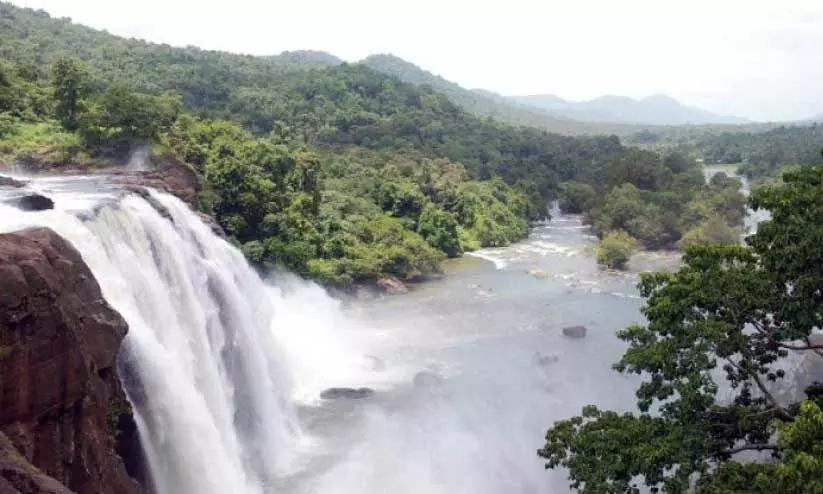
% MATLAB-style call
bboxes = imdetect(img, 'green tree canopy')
[540,165,823,493]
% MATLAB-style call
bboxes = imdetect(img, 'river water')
[274,212,659,494]
[0,170,746,493]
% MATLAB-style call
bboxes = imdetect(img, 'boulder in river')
[376,275,408,295]
[320,387,375,400]
[6,193,54,211]
[0,175,24,188]
[413,371,444,388]
[562,325,587,339]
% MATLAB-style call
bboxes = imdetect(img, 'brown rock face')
[114,153,201,207]
[0,228,145,494]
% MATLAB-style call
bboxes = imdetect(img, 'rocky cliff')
[114,153,201,207]
[0,228,145,494]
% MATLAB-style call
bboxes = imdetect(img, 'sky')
[9,0,823,121]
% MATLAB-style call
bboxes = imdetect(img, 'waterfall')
[0,188,302,494]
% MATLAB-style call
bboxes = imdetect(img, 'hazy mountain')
[511,93,749,125]
[359,54,597,133]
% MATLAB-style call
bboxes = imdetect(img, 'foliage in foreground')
[540,165,823,493]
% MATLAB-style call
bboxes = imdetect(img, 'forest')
[627,123,823,179]
[0,1,743,284]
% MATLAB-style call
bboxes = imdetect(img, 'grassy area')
[0,120,86,164]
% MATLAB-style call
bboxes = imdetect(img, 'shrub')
[596,230,639,270]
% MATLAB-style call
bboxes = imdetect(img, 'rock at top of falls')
[5,193,54,211]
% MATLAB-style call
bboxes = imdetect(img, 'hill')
[511,93,749,125]
[360,54,590,133]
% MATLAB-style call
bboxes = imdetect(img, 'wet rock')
[320,387,375,400]
[196,212,226,239]
[0,431,73,494]
[123,186,171,219]
[0,227,145,494]
[413,371,444,388]
[0,176,24,188]
[6,194,54,212]
[113,153,201,207]
[562,325,587,339]
[376,275,408,295]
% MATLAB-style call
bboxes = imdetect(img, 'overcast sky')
[9,0,823,121]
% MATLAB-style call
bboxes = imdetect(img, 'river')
[0,170,749,493]
[267,206,680,493]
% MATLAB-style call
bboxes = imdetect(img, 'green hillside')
[0,1,744,285]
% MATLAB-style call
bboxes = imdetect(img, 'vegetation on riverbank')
[542,165,823,492]
[558,149,746,269]
[626,123,823,180]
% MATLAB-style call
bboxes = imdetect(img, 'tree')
[596,230,638,270]
[52,57,90,131]
[559,181,596,214]
[418,204,461,257]
[679,215,741,248]
[540,165,823,493]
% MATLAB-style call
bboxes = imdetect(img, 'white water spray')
[0,187,304,494]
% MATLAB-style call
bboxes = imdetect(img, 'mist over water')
[0,178,655,493]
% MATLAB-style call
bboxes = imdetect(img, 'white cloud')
[9,0,823,121]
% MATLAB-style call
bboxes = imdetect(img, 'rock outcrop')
[0,228,144,494]
[5,194,54,212]
[114,153,201,207]
[0,431,72,494]
[0,176,24,188]
[562,325,587,339]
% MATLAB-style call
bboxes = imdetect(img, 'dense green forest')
[558,152,745,256]
[542,165,823,493]
[627,123,823,179]
[0,1,744,284]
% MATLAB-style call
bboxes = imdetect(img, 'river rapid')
[0,169,748,494]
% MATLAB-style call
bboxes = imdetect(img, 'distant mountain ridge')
[510,93,749,126]
[359,54,586,132]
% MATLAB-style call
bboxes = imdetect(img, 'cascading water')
[0,185,303,494]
